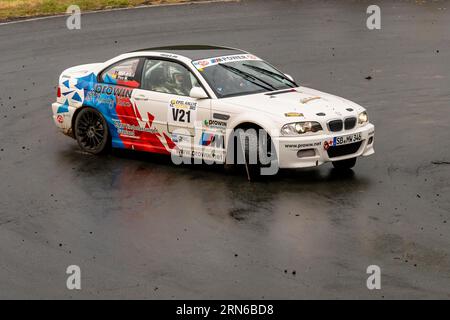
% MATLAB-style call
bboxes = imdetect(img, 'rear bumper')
[52,102,76,137]
[274,123,375,168]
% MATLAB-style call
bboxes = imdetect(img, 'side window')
[100,58,141,87]
[141,59,199,96]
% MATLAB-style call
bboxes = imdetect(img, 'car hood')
[222,86,364,120]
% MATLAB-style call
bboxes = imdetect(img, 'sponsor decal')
[93,83,132,98]
[117,99,132,108]
[169,99,197,110]
[112,119,158,138]
[168,99,198,124]
[323,140,334,150]
[200,132,224,148]
[85,91,115,109]
[285,141,321,149]
[171,133,191,144]
[195,60,211,68]
[160,53,178,59]
[284,112,304,117]
[56,115,64,124]
[84,90,97,100]
[114,70,135,81]
[192,54,261,69]
[203,119,227,128]
[174,148,225,163]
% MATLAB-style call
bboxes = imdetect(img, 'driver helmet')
[173,72,186,85]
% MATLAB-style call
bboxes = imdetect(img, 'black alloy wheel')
[75,107,110,154]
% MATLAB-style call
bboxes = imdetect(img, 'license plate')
[333,133,362,146]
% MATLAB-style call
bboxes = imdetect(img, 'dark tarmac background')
[0,0,449,299]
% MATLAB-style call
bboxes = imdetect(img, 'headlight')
[358,111,368,125]
[281,121,323,135]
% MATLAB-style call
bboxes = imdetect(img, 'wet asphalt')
[0,0,449,299]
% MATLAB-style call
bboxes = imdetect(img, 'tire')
[243,129,260,178]
[74,107,110,154]
[332,157,357,170]
[234,127,277,179]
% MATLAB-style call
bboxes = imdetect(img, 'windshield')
[192,55,297,98]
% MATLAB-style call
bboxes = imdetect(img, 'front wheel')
[74,107,110,154]
[230,127,278,180]
[332,157,357,170]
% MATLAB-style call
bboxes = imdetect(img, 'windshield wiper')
[217,63,277,91]
[242,64,296,87]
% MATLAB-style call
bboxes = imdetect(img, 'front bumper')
[273,123,375,168]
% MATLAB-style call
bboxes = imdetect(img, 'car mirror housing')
[189,87,208,99]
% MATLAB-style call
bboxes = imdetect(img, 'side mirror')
[284,73,295,82]
[189,87,208,99]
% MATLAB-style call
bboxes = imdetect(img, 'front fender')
[224,113,282,158]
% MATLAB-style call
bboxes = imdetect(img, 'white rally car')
[52,45,374,174]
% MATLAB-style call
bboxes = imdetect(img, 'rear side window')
[100,58,141,87]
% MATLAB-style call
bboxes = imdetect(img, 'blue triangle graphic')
[72,92,82,102]
[57,99,70,113]
[75,73,97,90]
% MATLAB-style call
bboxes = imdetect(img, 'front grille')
[328,120,343,132]
[344,117,357,130]
[327,141,362,158]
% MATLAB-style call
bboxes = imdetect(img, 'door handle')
[135,94,148,101]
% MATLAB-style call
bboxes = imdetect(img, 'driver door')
[136,58,211,152]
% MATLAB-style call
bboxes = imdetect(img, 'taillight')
[57,86,61,98]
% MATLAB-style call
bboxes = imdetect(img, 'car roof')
[130,45,246,61]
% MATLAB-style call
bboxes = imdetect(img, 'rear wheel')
[74,107,110,154]
[332,157,357,170]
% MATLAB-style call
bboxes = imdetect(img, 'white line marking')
[0,0,238,26]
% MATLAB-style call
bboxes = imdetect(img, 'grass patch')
[0,0,195,21]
